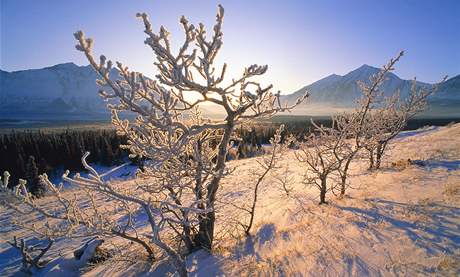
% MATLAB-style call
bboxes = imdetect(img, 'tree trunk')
[183,225,193,254]
[375,142,383,169]
[195,120,234,250]
[245,160,271,235]
[195,211,215,250]
[340,177,346,196]
[368,149,375,170]
[319,178,327,204]
[165,250,187,277]
[340,157,352,197]
[173,258,188,277]
[189,139,204,253]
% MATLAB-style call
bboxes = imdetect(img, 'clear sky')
[1,0,459,93]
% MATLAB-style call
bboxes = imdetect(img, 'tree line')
[0,129,129,188]
[1,117,455,194]
[0,125,286,191]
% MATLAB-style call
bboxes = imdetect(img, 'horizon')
[1,61,458,93]
[1,0,459,93]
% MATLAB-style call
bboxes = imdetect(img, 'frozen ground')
[1,123,459,276]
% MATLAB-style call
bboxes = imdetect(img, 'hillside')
[1,123,459,276]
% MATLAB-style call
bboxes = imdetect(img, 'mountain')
[0,63,117,120]
[1,63,458,121]
[284,64,432,106]
[431,74,460,100]
[423,75,460,117]
[282,65,460,117]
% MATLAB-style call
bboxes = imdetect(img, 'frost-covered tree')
[25,155,46,197]
[1,5,306,276]
[294,52,408,200]
[331,52,405,195]
[364,75,447,170]
[25,156,38,187]
[7,236,54,274]
[325,51,446,196]
[73,4,305,252]
[243,125,285,235]
[295,125,345,204]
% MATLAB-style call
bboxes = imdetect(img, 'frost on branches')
[331,51,406,193]
[242,124,286,235]
[1,5,306,276]
[363,74,447,169]
[294,53,404,204]
[294,51,446,203]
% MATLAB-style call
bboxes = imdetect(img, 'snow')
[50,162,139,185]
[1,123,460,276]
[394,125,439,139]
[36,238,104,277]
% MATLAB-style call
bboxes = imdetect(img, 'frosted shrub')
[1,5,306,276]
[294,53,404,202]
[295,51,444,201]
[295,125,344,204]
[243,125,285,235]
[364,72,447,170]
[332,52,405,195]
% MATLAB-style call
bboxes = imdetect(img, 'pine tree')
[25,156,45,197]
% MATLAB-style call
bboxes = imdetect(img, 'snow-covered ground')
[1,123,459,276]
[49,162,139,185]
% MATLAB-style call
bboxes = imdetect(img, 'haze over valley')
[1,63,459,125]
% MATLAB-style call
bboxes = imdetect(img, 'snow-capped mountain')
[0,62,458,120]
[283,64,435,106]
[431,74,460,100]
[0,63,117,119]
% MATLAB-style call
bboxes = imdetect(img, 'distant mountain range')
[282,64,460,117]
[0,63,117,120]
[0,63,459,120]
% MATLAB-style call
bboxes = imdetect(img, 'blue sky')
[1,0,459,93]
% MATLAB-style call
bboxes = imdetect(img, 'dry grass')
[436,252,460,276]
[443,178,460,203]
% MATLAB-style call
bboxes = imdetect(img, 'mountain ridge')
[1,62,459,119]
[282,64,457,108]
[0,63,119,119]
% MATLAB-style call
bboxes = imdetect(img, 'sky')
[1,0,459,94]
